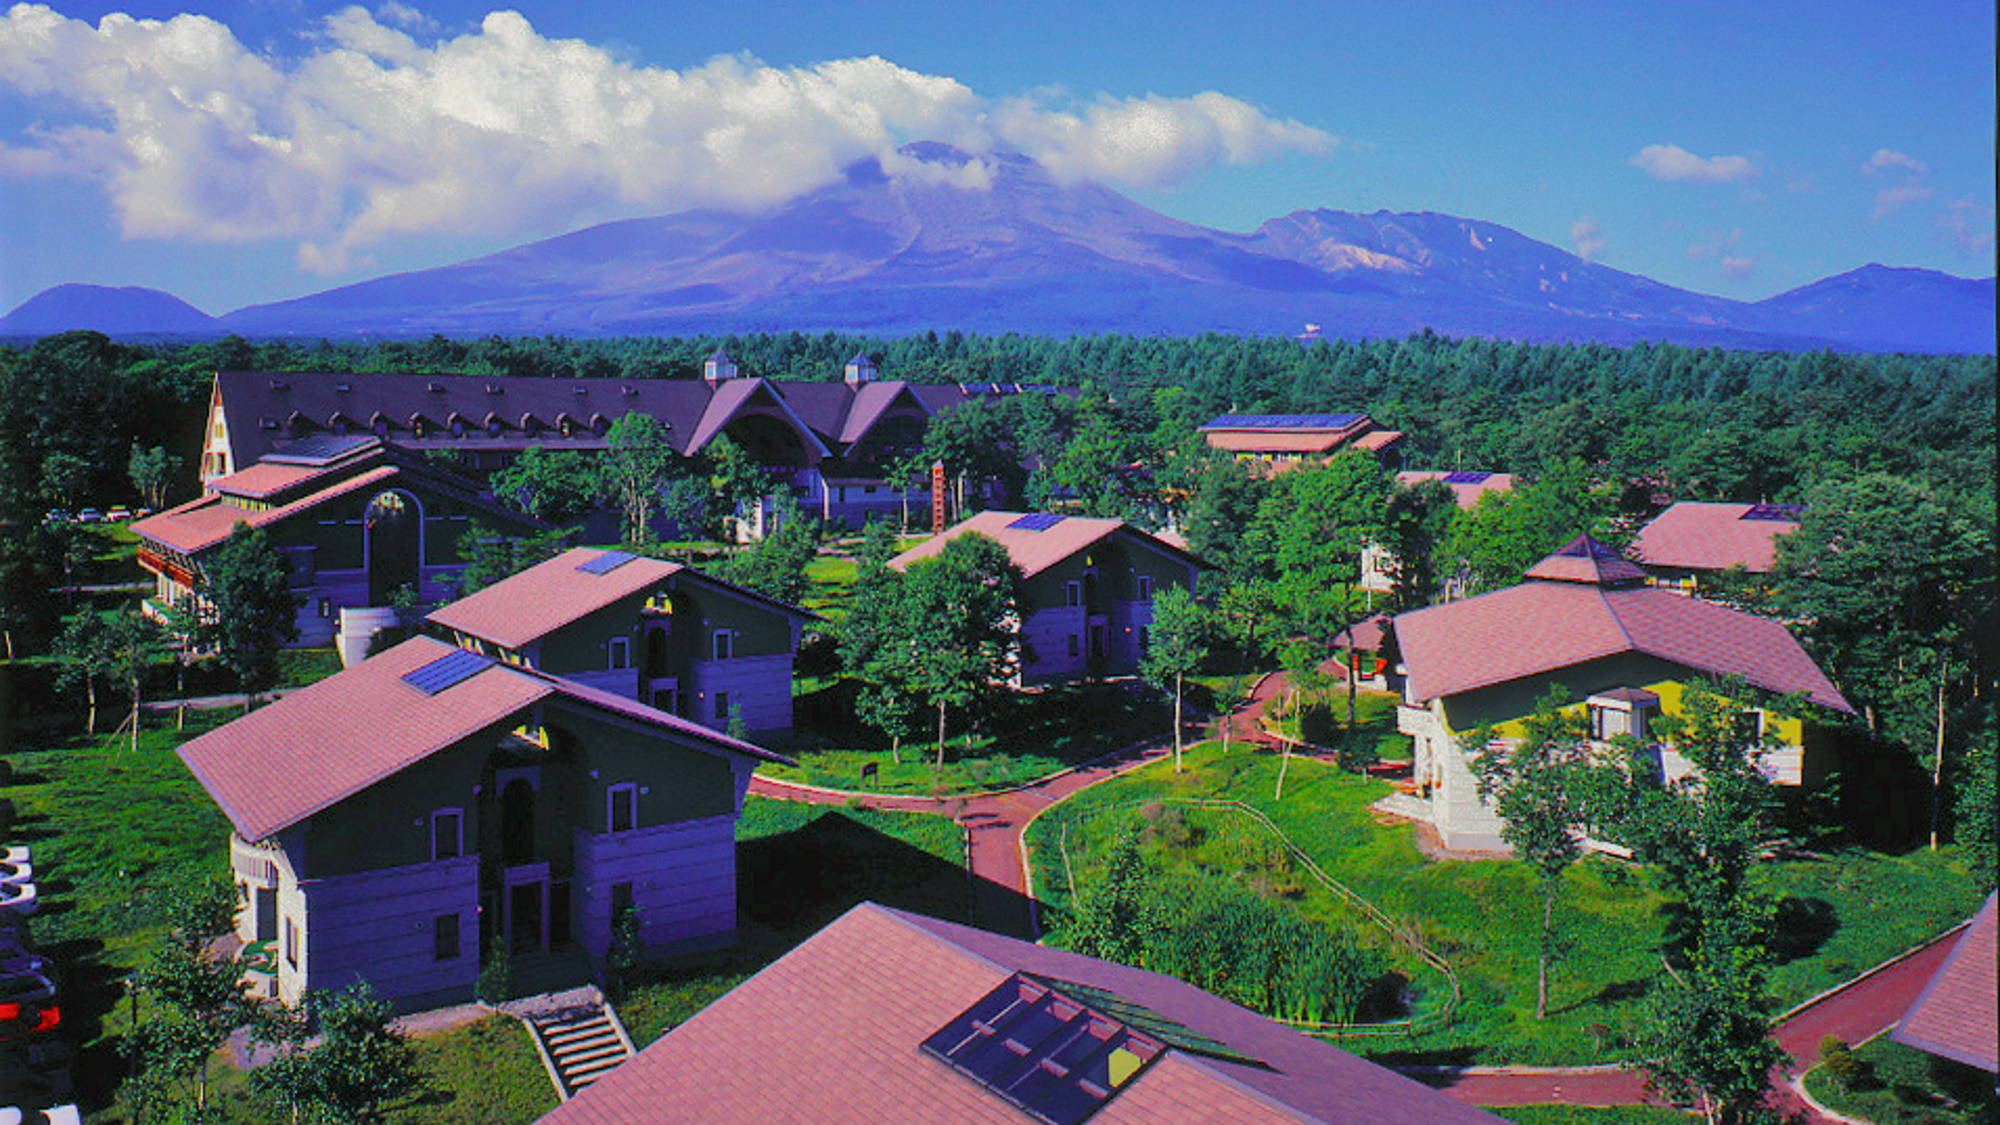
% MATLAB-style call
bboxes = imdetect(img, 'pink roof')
[179,635,794,841]
[1204,429,1352,454]
[428,548,683,649]
[889,511,1192,580]
[1351,429,1404,452]
[1629,501,1798,573]
[1394,581,1852,712]
[536,902,1508,1125]
[1894,894,1998,1072]
[178,637,552,841]
[132,465,401,554]
[206,461,335,501]
[1523,535,1652,585]
[1396,470,1518,511]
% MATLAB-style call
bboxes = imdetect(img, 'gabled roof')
[1893,893,1998,1072]
[1395,470,1517,511]
[889,511,1204,580]
[427,547,816,650]
[836,380,928,445]
[1393,579,1852,712]
[1199,412,1378,456]
[534,902,1507,1125]
[1628,501,1801,574]
[1523,535,1651,585]
[178,636,791,842]
[206,460,341,502]
[684,377,834,459]
[133,464,404,554]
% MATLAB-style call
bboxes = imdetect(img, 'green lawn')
[1027,737,1987,1067]
[765,679,1168,794]
[1801,1035,1998,1125]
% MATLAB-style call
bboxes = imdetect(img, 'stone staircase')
[518,991,637,1100]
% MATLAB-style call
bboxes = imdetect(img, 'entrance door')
[509,881,544,955]
[1087,622,1108,661]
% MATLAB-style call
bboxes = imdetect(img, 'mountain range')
[5,143,1992,353]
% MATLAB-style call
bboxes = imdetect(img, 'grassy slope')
[1028,739,1986,1066]
[1801,1035,1999,1125]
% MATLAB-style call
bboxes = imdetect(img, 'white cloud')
[1629,143,1758,184]
[1720,255,1755,279]
[1941,196,1994,256]
[1569,217,1605,260]
[1871,183,1932,220]
[0,4,1332,272]
[1864,148,1927,175]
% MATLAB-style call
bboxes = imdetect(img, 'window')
[608,784,638,833]
[284,918,299,968]
[607,636,631,670]
[1067,634,1080,659]
[432,809,463,860]
[1138,626,1150,655]
[714,691,731,722]
[317,597,332,619]
[433,913,460,961]
[1588,705,1611,741]
[1064,581,1082,607]
[610,882,635,925]
[712,630,734,660]
[1732,709,1766,747]
[1135,574,1154,602]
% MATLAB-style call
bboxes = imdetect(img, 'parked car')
[73,509,102,524]
[0,1103,80,1125]
[105,506,132,522]
[0,994,59,1041]
[0,882,35,917]
[40,511,69,526]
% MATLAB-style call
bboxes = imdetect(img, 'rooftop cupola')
[704,347,740,383]
[844,351,878,385]
[1523,534,1650,586]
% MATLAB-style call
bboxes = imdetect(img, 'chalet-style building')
[131,435,543,649]
[1892,892,1997,1074]
[890,512,1204,686]
[428,547,816,737]
[533,901,1509,1125]
[1387,535,1853,851]
[196,360,1065,534]
[1197,412,1405,474]
[178,636,791,1011]
[1359,470,1516,595]
[1627,500,1802,594]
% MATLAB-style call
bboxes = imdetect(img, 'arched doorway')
[364,490,422,605]
[500,778,535,866]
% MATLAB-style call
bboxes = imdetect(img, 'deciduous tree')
[1138,586,1209,772]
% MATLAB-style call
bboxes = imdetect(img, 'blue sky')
[0,0,1991,317]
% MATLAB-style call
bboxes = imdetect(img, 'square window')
[714,691,731,722]
[1065,581,1082,607]
[608,636,631,670]
[1067,634,1080,658]
[432,809,463,861]
[608,784,637,833]
[434,913,460,961]
[1136,575,1154,602]
[712,630,734,660]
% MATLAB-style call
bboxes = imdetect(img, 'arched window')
[364,490,422,605]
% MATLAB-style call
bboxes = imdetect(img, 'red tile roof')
[427,548,684,649]
[1894,894,1998,1072]
[1628,501,1799,574]
[1522,535,1652,585]
[889,511,1201,580]
[536,902,1508,1125]
[132,465,403,554]
[1395,470,1517,511]
[178,637,552,841]
[1394,580,1852,712]
[178,635,793,842]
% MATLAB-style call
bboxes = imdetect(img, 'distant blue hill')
[11,147,1992,353]
[0,283,217,337]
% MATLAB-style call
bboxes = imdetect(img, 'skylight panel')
[576,550,638,575]
[1008,513,1066,532]
[1442,470,1493,485]
[264,434,378,466]
[922,975,1163,1125]
[401,650,495,694]
[1740,503,1805,522]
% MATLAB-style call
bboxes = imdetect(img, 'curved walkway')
[749,673,1961,1121]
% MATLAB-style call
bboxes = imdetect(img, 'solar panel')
[1025,976,1267,1069]
[400,650,495,695]
[1442,470,1493,485]
[1201,413,1364,431]
[264,434,379,466]
[922,975,1165,1125]
[576,550,638,575]
[1008,513,1066,532]
[1740,503,1804,522]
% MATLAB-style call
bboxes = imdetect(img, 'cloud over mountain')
[1630,143,1758,184]
[0,4,1331,274]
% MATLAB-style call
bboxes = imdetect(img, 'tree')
[41,449,91,510]
[716,494,816,603]
[599,413,677,545]
[1471,691,1599,1019]
[1138,587,1209,773]
[204,522,300,701]
[1441,463,1610,593]
[491,445,599,522]
[106,610,171,752]
[454,524,571,595]
[1381,476,1458,612]
[54,608,114,734]
[881,532,1020,770]
[701,434,769,543]
[835,519,907,677]
[123,881,252,1123]
[255,982,424,1125]
[128,443,183,510]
